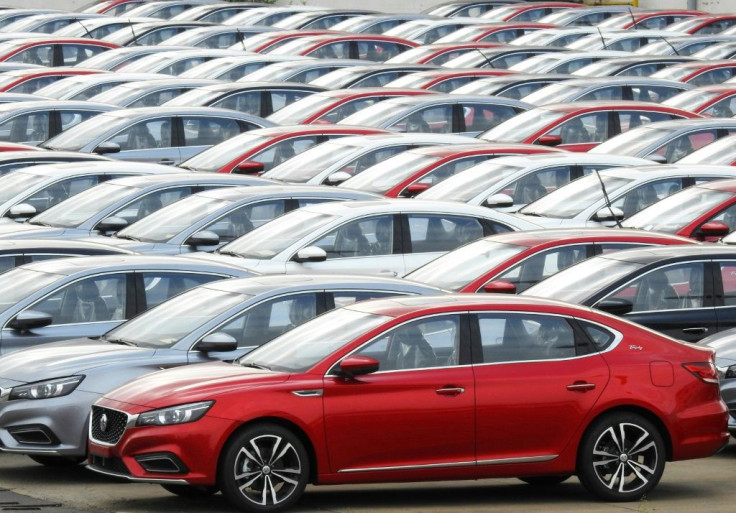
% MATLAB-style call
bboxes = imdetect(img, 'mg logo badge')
[100,413,108,433]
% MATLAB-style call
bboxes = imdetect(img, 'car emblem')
[100,413,108,433]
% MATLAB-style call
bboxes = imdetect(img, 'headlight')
[9,376,84,400]
[136,401,213,427]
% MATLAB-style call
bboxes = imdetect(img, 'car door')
[472,312,609,464]
[594,261,717,342]
[103,117,179,164]
[323,314,475,473]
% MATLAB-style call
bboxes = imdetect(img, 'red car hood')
[103,361,289,410]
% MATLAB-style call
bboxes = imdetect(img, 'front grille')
[90,406,128,445]
[90,454,130,476]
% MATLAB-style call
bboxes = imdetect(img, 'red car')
[598,10,705,30]
[480,1,582,22]
[667,14,736,35]
[664,84,736,116]
[244,30,346,54]
[652,60,736,86]
[268,88,434,125]
[267,34,418,62]
[87,294,728,510]
[0,142,43,152]
[0,68,104,94]
[623,179,736,241]
[406,228,696,293]
[479,101,700,152]
[434,22,558,44]
[386,42,506,65]
[341,143,566,197]
[180,124,390,174]
[386,68,516,93]
[0,37,118,67]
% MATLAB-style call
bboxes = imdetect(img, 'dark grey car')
[697,328,736,436]
[0,274,444,464]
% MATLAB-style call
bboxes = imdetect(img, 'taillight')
[682,362,719,384]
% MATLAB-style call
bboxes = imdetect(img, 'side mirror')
[185,230,220,248]
[325,171,351,185]
[8,310,53,331]
[337,355,379,378]
[93,141,121,155]
[537,134,562,147]
[234,160,265,175]
[698,221,730,238]
[96,216,128,234]
[196,332,238,352]
[592,207,624,222]
[400,183,431,197]
[292,246,327,263]
[483,193,514,208]
[6,203,36,220]
[482,280,517,294]
[596,298,633,316]
[645,154,668,164]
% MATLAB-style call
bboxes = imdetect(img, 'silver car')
[190,199,541,276]
[697,328,736,436]
[33,73,169,102]
[239,59,366,84]
[179,54,314,81]
[159,25,280,49]
[40,106,275,165]
[88,78,222,107]
[118,49,248,75]
[0,273,442,465]
[78,45,196,71]
[0,150,110,177]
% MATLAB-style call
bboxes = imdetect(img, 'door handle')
[436,386,465,396]
[378,270,398,277]
[566,382,596,392]
[159,159,175,165]
[682,327,708,334]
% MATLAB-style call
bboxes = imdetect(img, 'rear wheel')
[161,484,218,498]
[577,412,665,502]
[28,455,84,467]
[519,474,571,486]
[219,423,309,513]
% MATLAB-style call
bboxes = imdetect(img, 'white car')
[514,164,736,227]
[190,199,542,276]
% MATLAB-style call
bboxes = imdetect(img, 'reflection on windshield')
[263,142,360,182]
[519,175,633,218]
[480,108,562,143]
[419,162,522,202]
[0,171,47,205]
[0,268,63,316]
[32,183,139,228]
[341,153,438,193]
[182,133,268,172]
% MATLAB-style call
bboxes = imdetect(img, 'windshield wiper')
[241,362,270,370]
[104,336,137,346]
[217,249,245,258]
[520,212,546,217]
[27,220,51,226]
[114,234,140,241]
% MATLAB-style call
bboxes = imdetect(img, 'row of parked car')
[0,0,731,512]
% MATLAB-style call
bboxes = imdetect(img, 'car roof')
[400,142,563,157]
[0,239,137,254]
[104,172,274,188]
[483,228,694,247]
[487,153,653,167]
[195,184,379,201]
[699,179,736,193]
[239,125,389,137]
[598,244,736,265]
[324,132,478,146]
[541,100,694,112]
[592,163,736,178]
[17,161,175,178]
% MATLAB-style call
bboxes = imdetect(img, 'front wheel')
[219,423,309,513]
[577,412,665,502]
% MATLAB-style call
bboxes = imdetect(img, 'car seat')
[386,325,437,370]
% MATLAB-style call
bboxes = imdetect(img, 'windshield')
[519,174,634,218]
[597,14,631,28]
[90,82,160,105]
[666,17,702,32]
[693,44,736,60]
[406,240,526,291]
[105,287,249,348]
[243,62,301,82]
[267,38,311,55]
[181,133,269,172]
[263,141,361,182]
[0,268,64,316]
[42,113,131,151]
[480,108,563,142]
[385,73,431,88]
[441,51,486,68]
[591,126,674,156]
[118,194,232,243]
[0,170,48,204]
[268,93,336,124]
[165,87,221,107]
[663,89,720,111]
[220,210,338,259]
[341,153,440,193]
[510,54,561,73]
[511,30,558,46]
[238,308,391,372]
[35,77,91,100]
[651,65,693,81]
[386,46,438,64]
[339,100,415,127]
[623,187,734,233]
[567,34,609,51]
[679,136,736,165]
[310,67,368,88]
[418,162,522,202]
[522,82,587,104]
[31,183,140,228]
[524,255,644,303]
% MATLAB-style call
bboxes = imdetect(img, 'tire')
[577,412,665,502]
[219,423,310,513]
[28,455,85,467]
[519,475,571,486]
[161,484,218,498]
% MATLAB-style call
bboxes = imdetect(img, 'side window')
[317,97,383,124]
[215,293,318,349]
[415,156,490,187]
[493,53,530,69]
[25,176,98,213]
[578,320,617,351]
[138,27,181,46]
[703,96,736,117]
[493,245,589,293]
[631,85,682,103]
[110,118,172,151]
[141,272,221,310]
[617,110,673,133]
[199,33,238,49]
[0,254,20,272]
[252,136,319,170]
[690,68,736,87]
[708,203,736,233]
[621,63,659,77]
[289,69,326,83]
[392,105,453,134]
[31,274,127,325]
[601,262,706,312]
[74,83,114,100]
[611,179,681,219]
[129,88,189,108]
[309,42,350,59]
[357,41,401,61]
[181,117,241,147]
[514,8,547,22]
[477,313,576,363]
[203,200,285,243]
[112,186,190,225]
[597,242,650,254]
[481,30,519,43]
[61,45,106,66]
[578,86,625,102]
[0,112,49,143]
[330,290,399,308]
[335,146,408,177]
[161,57,206,76]
[354,315,460,370]
[506,166,571,205]
[719,262,736,306]
[429,77,472,93]
[270,90,313,113]
[8,45,54,66]
[59,110,99,132]
[609,37,645,52]
[12,76,60,94]
[213,91,261,116]
[26,253,81,263]
[313,215,393,258]
[462,104,518,133]
[353,72,400,88]
[652,130,718,163]
[407,214,484,253]
[546,113,609,144]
